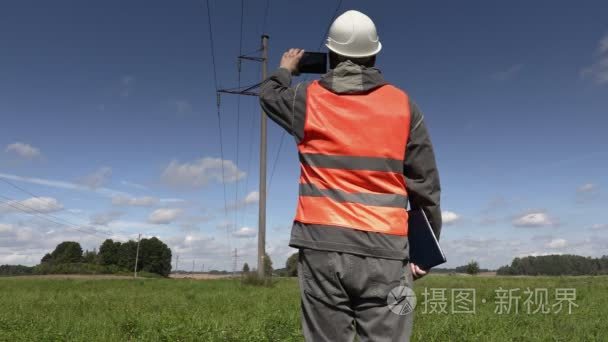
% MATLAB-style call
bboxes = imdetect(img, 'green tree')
[40,253,52,264]
[242,262,250,273]
[264,252,273,276]
[82,249,97,264]
[98,239,121,265]
[138,237,172,277]
[285,252,298,277]
[117,240,138,270]
[50,241,83,264]
[465,260,480,275]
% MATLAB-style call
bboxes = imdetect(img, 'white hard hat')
[325,10,382,58]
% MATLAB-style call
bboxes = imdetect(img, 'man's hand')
[280,48,305,75]
[410,262,428,280]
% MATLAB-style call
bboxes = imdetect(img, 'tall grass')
[0,275,606,341]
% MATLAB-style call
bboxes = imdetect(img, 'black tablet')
[298,52,327,74]
[408,209,447,270]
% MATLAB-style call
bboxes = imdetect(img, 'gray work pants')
[297,248,415,342]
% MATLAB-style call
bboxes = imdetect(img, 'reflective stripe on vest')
[295,81,411,236]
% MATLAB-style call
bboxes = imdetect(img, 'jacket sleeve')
[404,99,442,240]
[259,68,304,139]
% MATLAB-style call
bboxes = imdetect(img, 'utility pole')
[134,233,141,278]
[232,248,239,276]
[175,254,179,273]
[257,34,269,278]
[218,34,269,278]
[192,260,195,274]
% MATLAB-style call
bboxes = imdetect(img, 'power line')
[234,0,245,232]
[205,0,234,266]
[0,177,40,199]
[205,0,229,220]
[0,195,111,239]
[241,96,259,224]
[0,176,134,238]
[267,129,285,191]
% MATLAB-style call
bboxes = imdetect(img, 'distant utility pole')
[134,233,141,278]
[175,254,179,273]
[232,248,239,276]
[192,260,195,274]
[218,34,269,278]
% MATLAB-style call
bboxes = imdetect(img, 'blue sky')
[1,0,607,270]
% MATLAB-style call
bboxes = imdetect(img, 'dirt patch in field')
[169,273,233,280]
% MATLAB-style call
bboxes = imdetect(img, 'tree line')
[497,254,608,276]
[0,237,172,277]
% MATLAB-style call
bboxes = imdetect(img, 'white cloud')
[600,35,608,54]
[590,223,608,230]
[442,211,461,225]
[5,142,41,159]
[546,238,567,249]
[216,220,235,231]
[0,172,128,198]
[512,211,557,228]
[171,100,193,114]
[90,211,123,226]
[120,75,135,97]
[0,224,13,233]
[577,183,598,193]
[79,167,112,189]
[161,157,246,188]
[147,208,183,224]
[244,191,259,204]
[227,190,259,211]
[112,195,159,207]
[160,198,187,204]
[120,180,148,190]
[581,34,608,84]
[0,222,112,266]
[233,226,256,238]
[0,197,63,214]
[105,220,170,233]
[492,64,523,81]
[439,233,608,269]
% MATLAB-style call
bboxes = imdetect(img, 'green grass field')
[0,275,606,341]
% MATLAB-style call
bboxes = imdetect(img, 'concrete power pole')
[134,233,141,278]
[257,34,269,278]
[175,254,179,273]
[218,35,269,278]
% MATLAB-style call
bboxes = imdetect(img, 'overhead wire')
[205,0,233,267]
[234,0,244,233]
[242,86,259,224]
[230,0,246,266]
[0,194,113,240]
[0,176,137,239]
[205,0,229,220]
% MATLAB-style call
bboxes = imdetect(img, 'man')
[260,10,441,342]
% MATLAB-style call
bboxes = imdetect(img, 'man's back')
[260,60,441,260]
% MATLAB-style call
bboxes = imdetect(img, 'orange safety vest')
[295,81,412,236]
